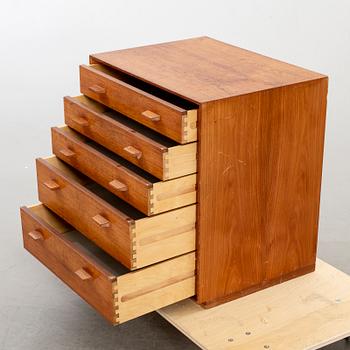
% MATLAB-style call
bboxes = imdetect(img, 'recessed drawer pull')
[75,268,92,280]
[28,230,44,241]
[43,180,60,191]
[141,110,161,122]
[89,84,106,94]
[109,179,128,192]
[59,148,75,157]
[124,146,142,160]
[92,214,110,228]
[72,116,89,126]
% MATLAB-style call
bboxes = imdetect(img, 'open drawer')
[52,126,196,215]
[36,156,196,269]
[79,64,197,144]
[20,204,195,325]
[64,95,197,180]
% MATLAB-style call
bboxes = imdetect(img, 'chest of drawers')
[20,37,328,324]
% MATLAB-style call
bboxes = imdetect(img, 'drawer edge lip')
[36,157,135,224]
[80,64,189,114]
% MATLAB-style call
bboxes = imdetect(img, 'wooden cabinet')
[20,37,328,323]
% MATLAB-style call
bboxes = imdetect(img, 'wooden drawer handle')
[75,268,92,280]
[89,84,106,94]
[28,230,44,241]
[59,148,75,157]
[92,214,110,228]
[43,180,60,190]
[141,110,161,122]
[124,146,142,160]
[109,179,128,192]
[71,116,89,126]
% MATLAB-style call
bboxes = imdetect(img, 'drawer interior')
[44,156,146,220]
[70,96,178,147]
[88,64,198,111]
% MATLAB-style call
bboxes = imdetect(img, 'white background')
[0,0,349,246]
[0,1,349,349]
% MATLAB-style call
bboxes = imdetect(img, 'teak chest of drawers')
[20,37,328,324]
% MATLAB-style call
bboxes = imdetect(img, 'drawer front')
[80,64,197,144]
[36,158,133,268]
[21,204,195,325]
[64,96,166,179]
[20,205,117,324]
[51,126,152,215]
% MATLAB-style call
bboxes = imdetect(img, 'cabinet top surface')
[91,37,326,104]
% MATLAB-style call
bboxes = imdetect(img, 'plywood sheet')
[159,259,350,350]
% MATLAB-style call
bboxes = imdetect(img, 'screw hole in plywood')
[227,338,234,342]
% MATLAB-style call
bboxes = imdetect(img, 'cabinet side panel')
[197,78,328,305]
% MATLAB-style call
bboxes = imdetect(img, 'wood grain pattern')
[134,205,196,268]
[64,95,166,179]
[117,251,195,323]
[51,126,152,215]
[151,173,196,215]
[197,78,328,305]
[52,126,197,215]
[21,204,195,325]
[79,64,197,143]
[64,95,197,180]
[165,142,197,180]
[36,156,196,269]
[36,157,133,268]
[21,205,117,324]
[159,259,350,350]
[21,37,330,315]
[90,37,325,104]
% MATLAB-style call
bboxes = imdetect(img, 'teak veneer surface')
[197,78,328,305]
[90,37,325,103]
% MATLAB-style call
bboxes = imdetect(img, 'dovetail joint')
[163,152,170,180]
[183,113,189,142]
[112,281,119,324]
[149,187,155,215]
[130,222,137,269]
